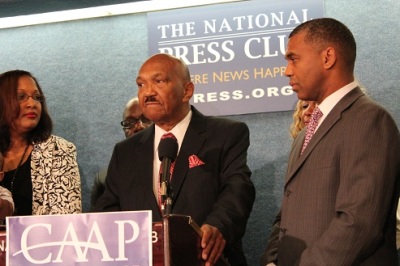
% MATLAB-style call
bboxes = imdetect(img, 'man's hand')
[200,224,226,266]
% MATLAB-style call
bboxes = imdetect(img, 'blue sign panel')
[7,211,152,266]
[148,0,324,115]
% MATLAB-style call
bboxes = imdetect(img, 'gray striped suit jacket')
[262,87,400,265]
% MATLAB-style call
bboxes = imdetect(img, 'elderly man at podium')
[94,53,255,266]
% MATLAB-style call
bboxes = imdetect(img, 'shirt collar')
[318,80,359,119]
[154,110,192,154]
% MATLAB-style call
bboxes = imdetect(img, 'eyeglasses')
[121,117,152,129]
[17,93,44,103]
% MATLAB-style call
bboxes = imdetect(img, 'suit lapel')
[285,87,364,185]
[170,107,206,207]
[136,126,161,213]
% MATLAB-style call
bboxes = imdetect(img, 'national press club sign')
[6,211,152,266]
[147,0,324,116]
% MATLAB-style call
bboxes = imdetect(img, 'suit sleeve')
[203,121,255,244]
[92,145,122,212]
[261,131,305,265]
[260,211,281,265]
[90,169,106,211]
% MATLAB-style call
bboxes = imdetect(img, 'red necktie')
[301,107,323,154]
[158,133,177,210]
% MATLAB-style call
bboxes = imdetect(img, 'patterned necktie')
[301,107,323,154]
[158,133,177,210]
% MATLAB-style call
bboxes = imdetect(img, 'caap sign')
[6,211,152,266]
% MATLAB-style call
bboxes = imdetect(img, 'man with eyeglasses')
[90,97,152,210]
[120,97,153,138]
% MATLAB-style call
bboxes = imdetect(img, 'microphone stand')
[165,195,172,215]
[160,184,173,216]
[160,161,173,216]
[158,136,178,216]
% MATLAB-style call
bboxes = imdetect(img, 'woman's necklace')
[10,145,29,194]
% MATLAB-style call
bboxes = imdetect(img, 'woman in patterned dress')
[0,70,81,216]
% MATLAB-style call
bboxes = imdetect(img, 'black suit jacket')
[94,106,255,264]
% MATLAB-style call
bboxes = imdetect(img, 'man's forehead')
[285,33,307,55]
[125,104,142,116]
[137,71,167,81]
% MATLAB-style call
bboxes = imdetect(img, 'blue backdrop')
[1,0,399,264]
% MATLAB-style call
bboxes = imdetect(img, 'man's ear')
[182,81,194,103]
[322,47,337,69]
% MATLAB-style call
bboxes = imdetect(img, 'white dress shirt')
[152,110,192,198]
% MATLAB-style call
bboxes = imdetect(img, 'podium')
[0,215,229,266]
[153,214,204,266]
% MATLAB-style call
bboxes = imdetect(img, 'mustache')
[144,96,157,103]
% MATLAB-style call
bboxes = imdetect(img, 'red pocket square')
[188,155,205,168]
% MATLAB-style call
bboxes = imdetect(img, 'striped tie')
[301,107,323,154]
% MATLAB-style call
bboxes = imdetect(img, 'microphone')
[158,135,178,215]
